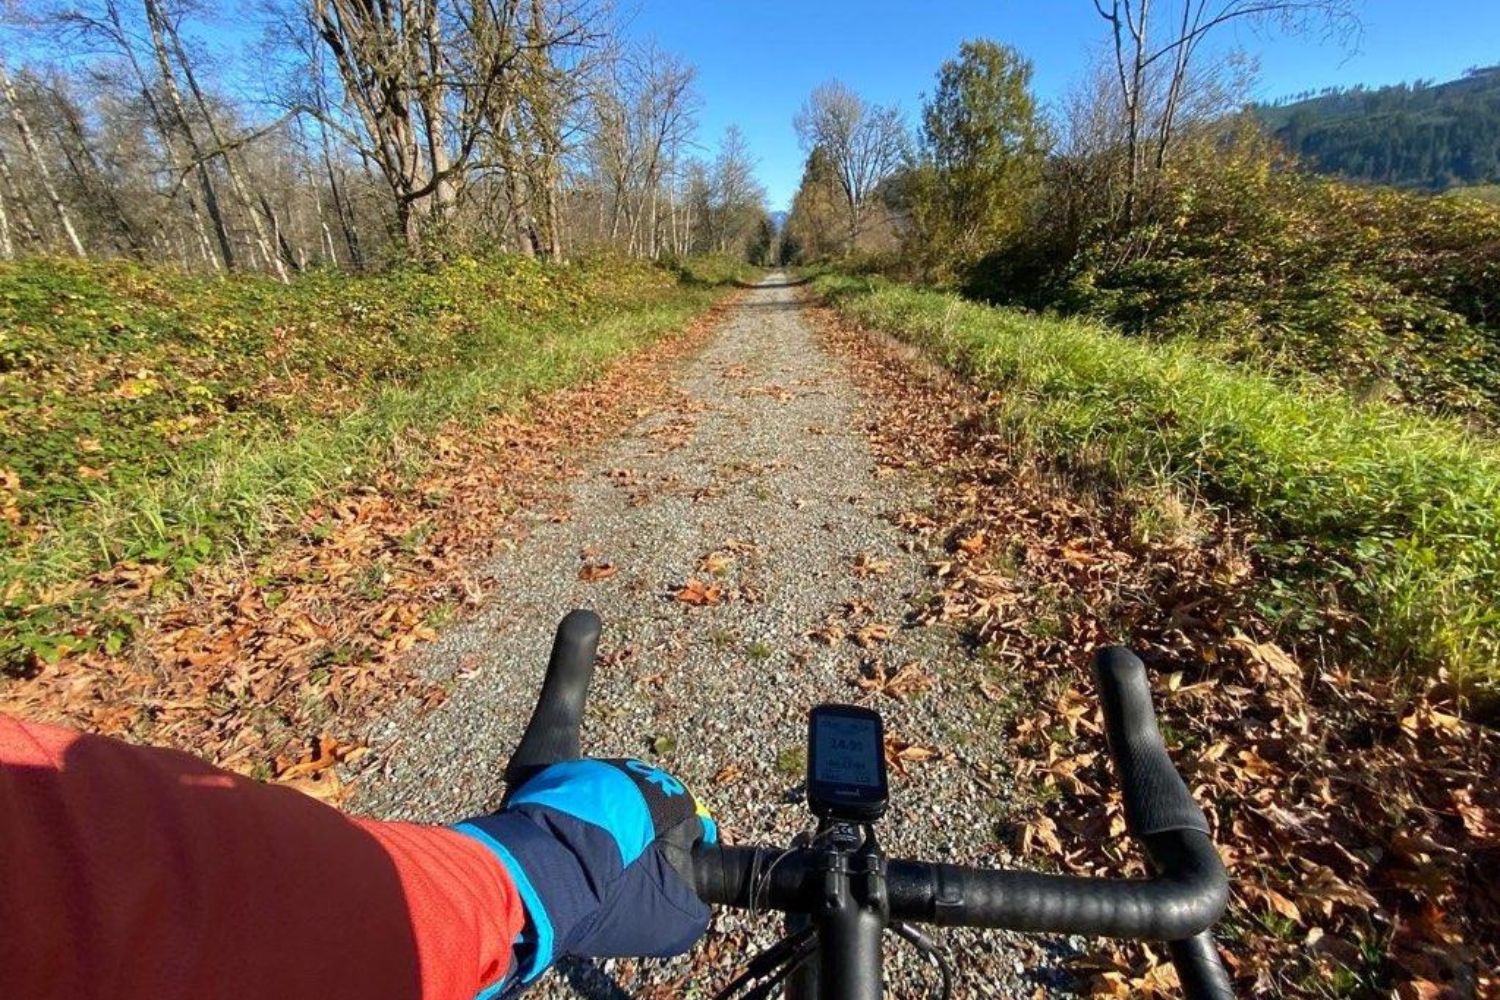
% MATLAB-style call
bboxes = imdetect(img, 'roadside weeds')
[808,301,1500,1000]
[0,293,740,788]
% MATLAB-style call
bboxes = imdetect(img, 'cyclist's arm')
[0,713,524,1000]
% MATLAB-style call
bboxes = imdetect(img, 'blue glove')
[454,758,717,990]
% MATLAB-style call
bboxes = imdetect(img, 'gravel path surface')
[354,275,1069,998]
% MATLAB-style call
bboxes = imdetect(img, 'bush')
[969,126,1500,423]
[818,274,1500,692]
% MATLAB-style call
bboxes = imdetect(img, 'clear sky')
[618,0,1500,211]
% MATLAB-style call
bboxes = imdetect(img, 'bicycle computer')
[806,703,888,822]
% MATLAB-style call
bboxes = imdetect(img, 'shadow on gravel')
[736,276,811,289]
[557,957,635,1000]
[734,298,802,314]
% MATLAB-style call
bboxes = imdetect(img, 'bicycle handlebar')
[504,609,600,788]
[504,613,1233,997]
[692,829,1226,941]
[689,646,1227,942]
[1094,646,1212,841]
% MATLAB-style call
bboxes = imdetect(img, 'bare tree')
[1090,0,1359,222]
[45,0,228,268]
[0,171,12,258]
[48,73,146,255]
[704,124,764,255]
[147,0,292,278]
[0,0,727,270]
[310,0,602,254]
[0,140,45,250]
[793,80,907,249]
[0,61,86,255]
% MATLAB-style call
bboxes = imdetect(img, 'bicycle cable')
[891,921,953,1000]
[711,925,817,1000]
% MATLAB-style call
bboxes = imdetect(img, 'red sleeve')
[0,714,524,1000]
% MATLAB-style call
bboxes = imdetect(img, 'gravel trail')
[354,275,1067,998]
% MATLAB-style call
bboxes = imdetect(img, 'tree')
[1090,0,1358,222]
[793,81,907,250]
[783,146,843,262]
[0,61,86,255]
[704,125,765,255]
[909,39,1046,278]
[0,0,727,269]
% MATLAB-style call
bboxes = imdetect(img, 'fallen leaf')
[956,531,987,556]
[857,660,934,699]
[578,562,619,582]
[674,578,723,606]
[699,551,734,576]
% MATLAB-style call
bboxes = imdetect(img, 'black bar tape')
[1094,646,1211,838]
[505,609,601,786]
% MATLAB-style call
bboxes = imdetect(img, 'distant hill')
[1256,65,1500,190]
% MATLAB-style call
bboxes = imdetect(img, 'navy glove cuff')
[455,813,587,984]
[456,759,714,990]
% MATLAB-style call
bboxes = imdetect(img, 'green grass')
[1448,183,1500,206]
[669,254,762,288]
[816,274,1500,691]
[1,254,734,671]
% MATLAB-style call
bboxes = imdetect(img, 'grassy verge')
[2,255,733,671]
[815,273,1500,693]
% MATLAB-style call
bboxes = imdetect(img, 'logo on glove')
[625,759,686,796]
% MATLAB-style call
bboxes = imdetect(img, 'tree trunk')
[316,124,361,268]
[499,116,538,256]
[141,0,235,269]
[55,88,145,255]
[258,192,301,273]
[0,142,42,247]
[0,189,12,258]
[416,0,457,233]
[149,0,290,280]
[101,0,218,270]
[0,64,86,256]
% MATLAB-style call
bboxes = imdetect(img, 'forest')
[1259,65,1500,190]
[0,0,775,269]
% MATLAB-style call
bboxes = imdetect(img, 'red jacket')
[0,714,524,1000]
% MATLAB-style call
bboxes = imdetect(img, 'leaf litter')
[0,297,738,789]
[813,303,1500,999]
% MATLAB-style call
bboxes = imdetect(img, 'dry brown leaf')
[699,551,734,576]
[857,660,934,700]
[1021,813,1064,856]
[852,623,894,648]
[956,531,987,556]
[1060,543,1095,566]
[883,735,941,776]
[674,578,723,606]
[279,769,348,805]
[578,562,619,583]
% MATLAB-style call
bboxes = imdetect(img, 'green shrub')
[819,274,1500,691]
[969,126,1500,423]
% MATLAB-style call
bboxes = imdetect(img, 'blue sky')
[620,1,1500,210]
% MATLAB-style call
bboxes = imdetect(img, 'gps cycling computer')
[806,703,888,822]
